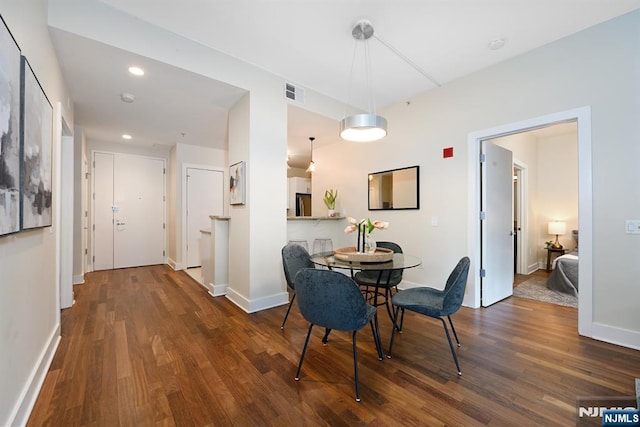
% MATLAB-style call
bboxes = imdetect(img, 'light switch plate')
[625,220,640,234]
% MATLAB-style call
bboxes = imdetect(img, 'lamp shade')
[548,221,566,236]
[339,113,388,142]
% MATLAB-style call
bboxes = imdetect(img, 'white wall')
[312,10,640,348]
[0,0,73,425]
[537,131,579,253]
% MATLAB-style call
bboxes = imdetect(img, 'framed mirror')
[368,165,420,210]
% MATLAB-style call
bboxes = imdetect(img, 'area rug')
[513,276,578,308]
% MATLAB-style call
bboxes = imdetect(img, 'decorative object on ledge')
[229,160,246,205]
[334,246,394,263]
[344,217,388,253]
[323,189,337,217]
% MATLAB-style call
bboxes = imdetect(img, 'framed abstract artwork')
[20,55,53,230]
[229,161,246,205]
[0,15,22,237]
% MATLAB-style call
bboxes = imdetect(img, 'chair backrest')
[441,257,471,315]
[376,241,403,254]
[294,269,372,331]
[358,241,404,285]
[282,243,314,291]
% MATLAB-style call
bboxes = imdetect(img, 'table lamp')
[548,221,566,249]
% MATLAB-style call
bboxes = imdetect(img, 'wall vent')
[285,83,304,104]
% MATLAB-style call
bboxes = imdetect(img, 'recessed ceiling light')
[128,66,145,76]
[488,38,506,50]
[122,134,132,140]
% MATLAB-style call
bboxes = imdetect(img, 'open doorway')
[467,106,593,337]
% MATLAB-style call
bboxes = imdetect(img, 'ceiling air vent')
[285,83,304,104]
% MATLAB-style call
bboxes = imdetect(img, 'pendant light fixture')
[339,20,387,143]
[306,136,316,173]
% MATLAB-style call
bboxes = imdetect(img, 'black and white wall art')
[20,56,52,230]
[0,16,21,237]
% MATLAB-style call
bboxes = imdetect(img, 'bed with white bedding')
[546,229,579,297]
[547,252,578,297]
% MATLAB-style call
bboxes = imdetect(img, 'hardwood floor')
[513,269,550,287]
[28,265,639,426]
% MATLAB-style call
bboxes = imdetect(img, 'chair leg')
[388,306,403,358]
[447,315,461,347]
[352,331,361,402]
[280,293,296,330]
[439,317,462,375]
[295,323,314,381]
[321,328,332,345]
[369,314,383,360]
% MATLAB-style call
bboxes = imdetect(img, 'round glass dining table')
[310,251,422,357]
[310,252,422,272]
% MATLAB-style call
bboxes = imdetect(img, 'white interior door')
[93,152,165,270]
[113,155,165,269]
[481,141,514,306]
[186,167,224,268]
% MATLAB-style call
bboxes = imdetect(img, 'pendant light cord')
[373,33,441,87]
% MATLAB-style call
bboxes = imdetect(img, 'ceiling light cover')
[340,20,388,143]
[306,160,316,173]
[122,134,132,140]
[340,113,387,142]
[128,66,145,76]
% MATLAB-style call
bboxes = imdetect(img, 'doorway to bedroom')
[486,121,579,308]
[469,107,591,319]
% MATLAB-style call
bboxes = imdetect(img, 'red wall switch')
[443,147,454,158]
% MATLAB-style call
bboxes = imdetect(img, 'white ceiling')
[49,1,639,167]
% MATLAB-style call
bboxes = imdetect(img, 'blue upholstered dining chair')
[293,268,383,402]
[280,243,315,330]
[353,241,403,317]
[388,256,470,375]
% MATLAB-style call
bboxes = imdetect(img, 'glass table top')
[310,252,422,271]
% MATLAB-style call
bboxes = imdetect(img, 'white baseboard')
[590,322,640,351]
[72,274,85,285]
[209,282,228,297]
[166,258,185,271]
[7,323,61,427]
[225,287,289,314]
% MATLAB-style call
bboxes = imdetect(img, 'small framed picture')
[229,161,246,205]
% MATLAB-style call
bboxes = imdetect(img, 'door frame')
[53,102,74,310]
[466,106,593,338]
[513,160,528,275]
[181,163,226,270]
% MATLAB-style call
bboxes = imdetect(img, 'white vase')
[327,209,335,217]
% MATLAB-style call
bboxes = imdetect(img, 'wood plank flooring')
[27,265,640,426]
